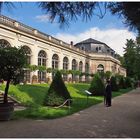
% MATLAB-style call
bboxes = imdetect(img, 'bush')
[105,71,112,80]
[110,76,119,91]
[44,71,72,106]
[88,74,105,96]
[119,76,126,89]
[125,77,132,88]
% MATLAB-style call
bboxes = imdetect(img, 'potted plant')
[0,47,26,121]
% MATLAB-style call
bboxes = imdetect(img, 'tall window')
[52,54,59,69]
[52,54,59,79]
[38,50,47,66]
[22,46,31,65]
[97,64,104,73]
[72,59,77,81]
[79,61,83,82]
[63,57,69,81]
[85,63,89,82]
[0,39,11,48]
[21,46,32,83]
[72,59,77,70]
[38,50,47,82]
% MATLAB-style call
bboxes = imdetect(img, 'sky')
[2,2,136,56]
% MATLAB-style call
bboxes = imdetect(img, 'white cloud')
[35,14,51,22]
[54,27,136,56]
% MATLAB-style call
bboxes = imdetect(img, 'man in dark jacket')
[105,79,112,107]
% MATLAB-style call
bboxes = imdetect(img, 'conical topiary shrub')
[88,74,105,96]
[110,76,119,91]
[44,71,72,106]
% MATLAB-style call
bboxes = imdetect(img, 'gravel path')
[0,88,140,138]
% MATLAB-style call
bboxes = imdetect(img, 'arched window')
[79,61,83,82]
[72,59,77,70]
[52,54,59,79]
[38,50,47,66]
[79,61,83,72]
[21,46,32,83]
[85,63,89,82]
[72,59,77,81]
[97,64,104,72]
[63,57,69,70]
[0,39,11,48]
[21,46,31,65]
[85,63,89,73]
[38,50,47,82]
[63,57,69,81]
[52,54,59,69]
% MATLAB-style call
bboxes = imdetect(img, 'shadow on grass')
[16,84,49,105]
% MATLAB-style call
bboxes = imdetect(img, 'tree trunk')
[4,80,10,103]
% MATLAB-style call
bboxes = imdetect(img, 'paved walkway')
[0,88,140,138]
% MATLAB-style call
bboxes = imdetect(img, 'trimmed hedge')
[44,71,72,106]
[88,74,105,96]
[110,76,119,91]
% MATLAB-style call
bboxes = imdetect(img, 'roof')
[75,38,115,52]
[75,38,106,45]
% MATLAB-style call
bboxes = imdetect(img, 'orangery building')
[0,15,126,83]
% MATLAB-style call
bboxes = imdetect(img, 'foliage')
[125,77,132,88]
[0,83,132,119]
[68,70,81,75]
[47,67,52,73]
[110,76,119,91]
[105,71,112,80]
[108,2,140,33]
[122,38,140,80]
[1,2,140,33]
[28,65,38,72]
[0,47,26,103]
[60,69,68,74]
[97,71,105,80]
[44,71,71,106]
[38,65,46,72]
[118,76,126,89]
[88,74,105,96]
[38,2,97,27]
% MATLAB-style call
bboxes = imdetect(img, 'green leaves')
[0,47,26,81]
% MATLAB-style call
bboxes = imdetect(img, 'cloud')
[54,27,136,56]
[35,14,51,22]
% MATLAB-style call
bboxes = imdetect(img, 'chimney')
[70,41,73,46]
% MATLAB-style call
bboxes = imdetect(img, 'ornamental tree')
[0,47,26,103]
[44,70,72,106]
[88,74,105,96]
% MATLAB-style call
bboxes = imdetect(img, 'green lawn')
[0,83,133,119]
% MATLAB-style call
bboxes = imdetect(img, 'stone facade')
[0,15,126,83]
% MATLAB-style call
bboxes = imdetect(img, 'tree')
[123,39,136,78]
[104,71,112,80]
[125,77,132,88]
[88,74,105,96]
[38,2,97,27]
[0,2,15,14]
[118,76,126,89]
[38,65,46,72]
[108,2,140,33]
[1,2,140,33]
[0,47,26,103]
[44,70,72,106]
[110,76,119,91]
[38,2,140,33]
[123,38,140,80]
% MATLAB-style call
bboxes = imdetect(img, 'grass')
[0,83,133,120]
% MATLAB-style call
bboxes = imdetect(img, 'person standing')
[105,79,112,107]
